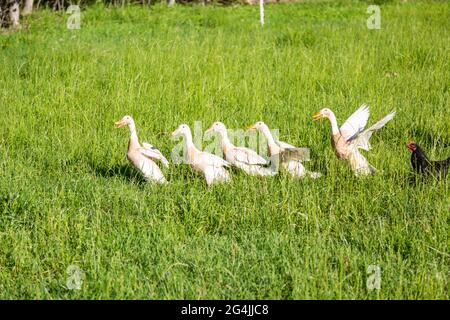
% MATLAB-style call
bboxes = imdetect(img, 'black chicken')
[407,141,449,179]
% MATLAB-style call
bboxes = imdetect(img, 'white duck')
[205,122,276,177]
[313,105,395,176]
[248,121,321,178]
[115,115,168,183]
[172,124,231,186]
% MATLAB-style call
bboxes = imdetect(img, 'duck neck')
[128,121,140,148]
[184,129,196,152]
[327,112,340,136]
[261,126,277,149]
[219,130,233,150]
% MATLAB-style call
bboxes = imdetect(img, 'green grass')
[0,1,449,299]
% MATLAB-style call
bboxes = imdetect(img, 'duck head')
[171,124,191,138]
[313,108,333,121]
[114,115,134,128]
[205,122,227,136]
[247,121,269,132]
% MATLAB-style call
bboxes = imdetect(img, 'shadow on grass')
[167,164,202,186]
[407,171,448,186]
[89,161,148,186]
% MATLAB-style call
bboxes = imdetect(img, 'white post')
[9,1,20,28]
[22,0,34,16]
[259,0,264,27]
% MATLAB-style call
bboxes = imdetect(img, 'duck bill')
[204,127,214,135]
[171,129,180,138]
[114,120,126,128]
[246,124,256,131]
[312,112,323,121]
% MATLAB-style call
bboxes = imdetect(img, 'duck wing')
[350,110,396,151]
[340,104,370,141]
[275,140,296,149]
[231,147,268,165]
[140,142,169,167]
[275,140,310,162]
[199,152,230,168]
[280,147,311,162]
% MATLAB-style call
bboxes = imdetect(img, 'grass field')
[0,1,449,299]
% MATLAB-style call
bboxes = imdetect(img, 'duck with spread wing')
[313,105,395,176]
